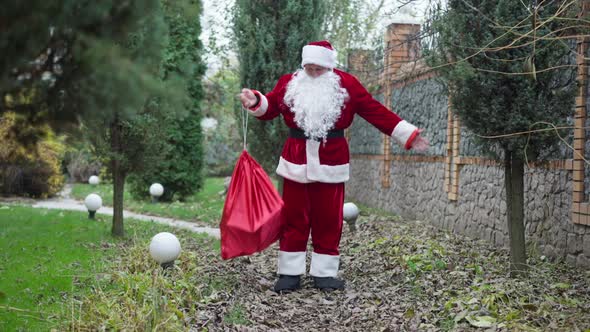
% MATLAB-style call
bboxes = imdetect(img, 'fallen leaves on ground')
[192,215,590,331]
[75,213,590,331]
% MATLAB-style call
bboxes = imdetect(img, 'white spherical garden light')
[149,232,181,269]
[343,202,360,232]
[149,183,164,203]
[84,193,102,219]
[88,175,100,185]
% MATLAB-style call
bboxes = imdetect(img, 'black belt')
[289,128,344,140]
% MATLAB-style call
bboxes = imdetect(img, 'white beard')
[284,69,348,141]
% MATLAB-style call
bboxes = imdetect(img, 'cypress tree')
[127,0,206,201]
[233,0,326,174]
[427,0,580,275]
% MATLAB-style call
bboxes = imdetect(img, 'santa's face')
[304,64,329,78]
[284,68,349,141]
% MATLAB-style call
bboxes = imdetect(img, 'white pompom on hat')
[301,40,337,69]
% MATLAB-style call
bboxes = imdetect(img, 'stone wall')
[390,79,448,156]
[347,158,590,268]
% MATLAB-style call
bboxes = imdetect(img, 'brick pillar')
[383,23,421,79]
[347,49,378,86]
[381,23,421,188]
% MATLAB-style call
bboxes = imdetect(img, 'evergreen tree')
[128,0,206,201]
[426,0,579,275]
[84,1,177,237]
[233,0,326,174]
[0,1,166,144]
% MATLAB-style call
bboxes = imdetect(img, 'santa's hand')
[239,88,257,108]
[411,129,429,152]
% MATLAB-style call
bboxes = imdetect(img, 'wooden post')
[572,0,589,224]
[450,115,462,201]
[444,98,454,195]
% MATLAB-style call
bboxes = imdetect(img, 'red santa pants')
[277,178,344,277]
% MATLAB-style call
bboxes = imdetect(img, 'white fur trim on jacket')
[275,141,350,183]
[247,91,268,117]
[278,251,306,276]
[276,157,314,184]
[301,45,337,69]
[391,120,417,147]
[310,252,340,277]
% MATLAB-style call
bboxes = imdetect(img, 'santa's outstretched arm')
[238,75,293,121]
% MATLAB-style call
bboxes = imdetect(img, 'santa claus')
[239,40,428,292]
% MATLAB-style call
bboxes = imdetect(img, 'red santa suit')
[247,41,419,279]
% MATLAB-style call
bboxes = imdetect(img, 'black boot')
[312,276,345,291]
[273,275,301,293]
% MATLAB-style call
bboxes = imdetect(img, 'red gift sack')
[220,150,284,260]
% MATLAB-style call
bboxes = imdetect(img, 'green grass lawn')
[0,204,219,331]
[71,177,227,225]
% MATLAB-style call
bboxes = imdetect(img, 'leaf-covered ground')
[193,214,590,331]
[70,212,589,331]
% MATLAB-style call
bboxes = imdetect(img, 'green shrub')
[127,114,204,202]
[0,112,65,197]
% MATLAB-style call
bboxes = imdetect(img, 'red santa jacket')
[248,69,418,184]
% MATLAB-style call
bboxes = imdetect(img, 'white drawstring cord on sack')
[241,106,249,151]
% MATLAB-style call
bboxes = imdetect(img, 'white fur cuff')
[278,251,306,275]
[248,91,268,117]
[391,120,417,147]
[310,252,340,277]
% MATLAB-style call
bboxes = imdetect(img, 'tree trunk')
[111,118,126,237]
[112,164,126,237]
[504,149,527,276]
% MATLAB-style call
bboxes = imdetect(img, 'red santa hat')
[301,40,337,69]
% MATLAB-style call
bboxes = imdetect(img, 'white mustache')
[284,70,348,140]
